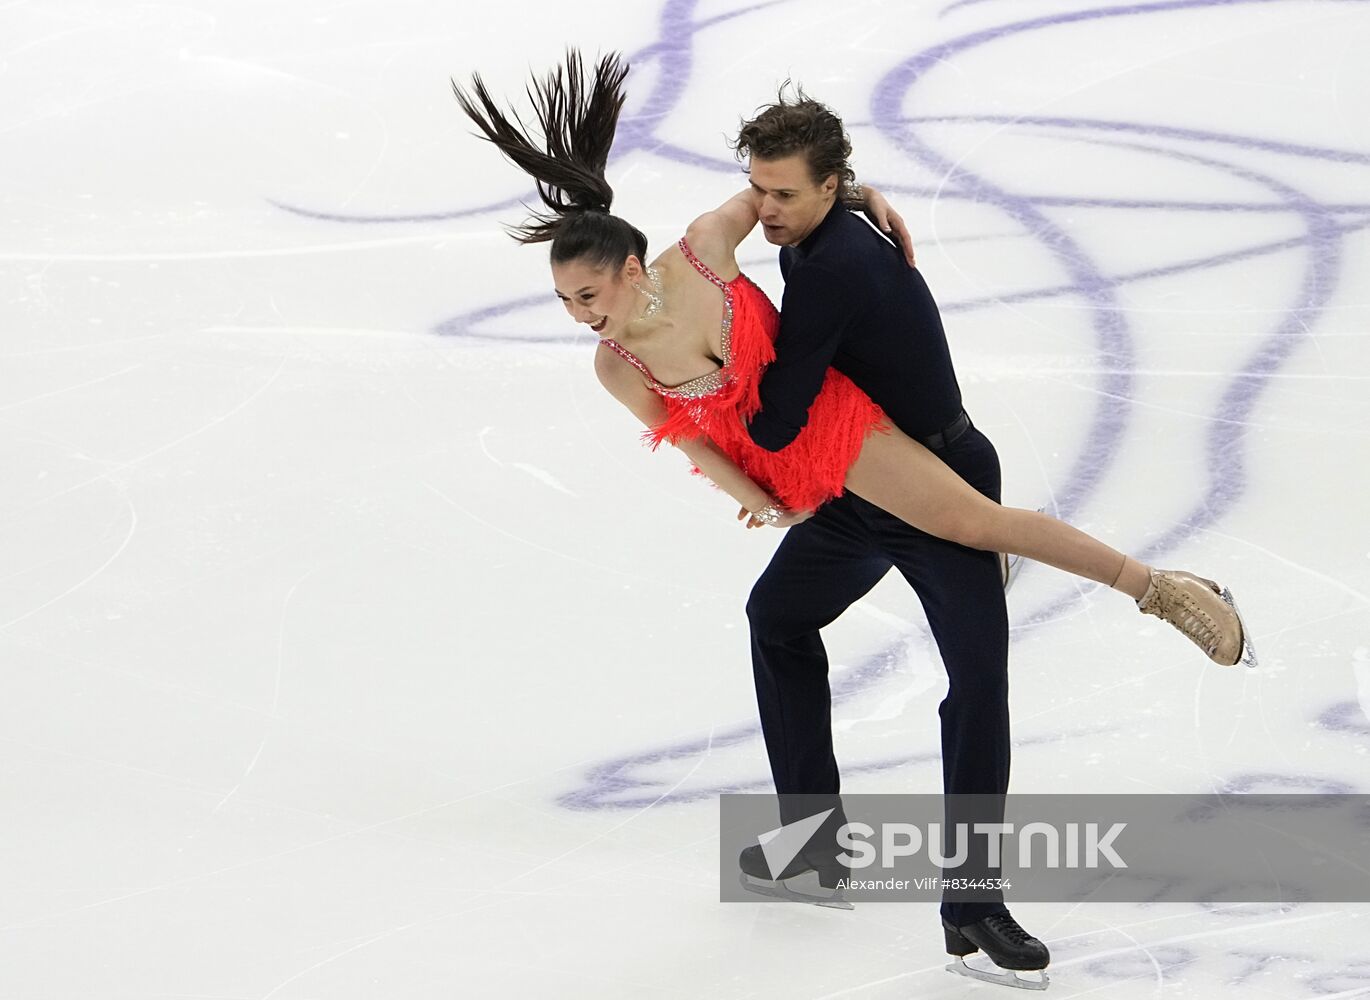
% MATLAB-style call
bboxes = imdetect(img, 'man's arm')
[746,262,853,452]
[686,187,915,273]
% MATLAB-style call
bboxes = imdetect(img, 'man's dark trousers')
[746,422,1010,926]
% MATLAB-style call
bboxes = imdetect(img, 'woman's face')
[551,255,643,337]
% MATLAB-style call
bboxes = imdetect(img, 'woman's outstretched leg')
[842,421,1252,666]
[844,423,1144,592]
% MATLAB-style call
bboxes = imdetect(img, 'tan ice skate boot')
[1137,569,1255,667]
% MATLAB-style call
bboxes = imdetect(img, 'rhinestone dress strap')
[599,338,660,387]
[676,237,734,369]
[677,237,729,290]
[599,333,730,400]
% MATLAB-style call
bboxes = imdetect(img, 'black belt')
[919,409,970,451]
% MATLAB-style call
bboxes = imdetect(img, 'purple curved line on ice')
[943,217,1369,315]
[558,718,1113,810]
[871,11,1141,522]
[860,114,1370,167]
[1012,133,1340,629]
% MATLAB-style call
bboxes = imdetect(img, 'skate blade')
[738,871,854,910]
[1002,553,1025,593]
[1000,507,1042,594]
[1219,586,1258,668]
[946,957,1049,990]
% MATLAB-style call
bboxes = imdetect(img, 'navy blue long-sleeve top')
[746,203,965,452]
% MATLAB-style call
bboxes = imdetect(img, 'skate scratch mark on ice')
[209,736,270,817]
[477,426,502,467]
[423,481,650,582]
[254,789,690,1000]
[1003,401,1066,524]
[1045,892,1324,940]
[1254,606,1368,644]
[0,492,136,633]
[259,926,418,1000]
[0,363,142,413]
[1034,374,1277,431]
[0,331,179,360]
[1,23,102,63]
[1196,524,1370,608]
[804,909,1326,996]
[210,562,329,816]
[1016,664,1175,728]
[10,356,288,519]
[807,957,981,998]
[510,463,576,496]
[1190,638,1264,761]
[1040,908,1338,975]
[0,727,261,803]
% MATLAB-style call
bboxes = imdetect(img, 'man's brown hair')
[732,83,856,194]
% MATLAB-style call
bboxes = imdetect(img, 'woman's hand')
[861,187,916,268]
[736,503,814,529]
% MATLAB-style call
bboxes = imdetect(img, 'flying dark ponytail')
[453,50,649,269]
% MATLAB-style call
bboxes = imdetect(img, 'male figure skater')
[733,89,1051,989]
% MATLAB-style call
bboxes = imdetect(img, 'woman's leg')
[842,420,1251,666]
[843,421,1151,599]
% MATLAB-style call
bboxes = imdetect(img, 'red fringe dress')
[598,237,888,512]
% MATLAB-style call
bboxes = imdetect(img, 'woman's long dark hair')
[453,50,648,269]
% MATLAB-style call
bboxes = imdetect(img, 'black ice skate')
[944,912,1050,990]
[737,844,853,910]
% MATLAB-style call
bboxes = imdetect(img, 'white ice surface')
[3,0,1370,997]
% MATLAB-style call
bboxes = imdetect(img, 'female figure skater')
[454,52,1253,668]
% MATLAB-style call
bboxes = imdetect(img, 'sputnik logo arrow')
[756,808,836,878]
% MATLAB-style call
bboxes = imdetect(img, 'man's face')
[747,153,839,247]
